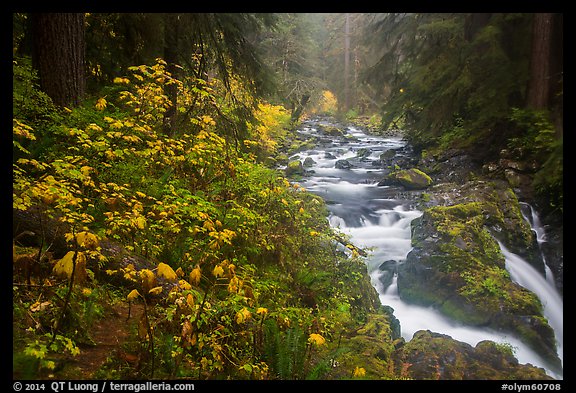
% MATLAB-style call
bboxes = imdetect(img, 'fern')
[263,320,309,379]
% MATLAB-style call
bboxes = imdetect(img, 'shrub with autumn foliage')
[13,58,378,379]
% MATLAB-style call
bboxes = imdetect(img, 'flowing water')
[290,117,563,379]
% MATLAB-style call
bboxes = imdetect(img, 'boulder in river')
[397,182,561,372]
[285,159,305,176]
[335,159,353,170]
[318,124,345,137]
[378,168,432,189]
[378,260,398,291]
[303,156,316,167]
[391,330,554,380]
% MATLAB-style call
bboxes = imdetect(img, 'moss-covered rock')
[389,168,433,190]
[398,183,560,369]
[318,124,345,137]
[391,330,553,380]
[321,312,399,380]
[285,159,305,177]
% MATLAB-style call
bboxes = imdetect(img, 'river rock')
[378,260,398,291]
[303,157,316,167]
[397,182,562,371]
[378,168,432,190]
[380,149,396,161]
[285,159,305,176]
[335,159,352,169]
[356,148,372,159]
[391,330,554,380]
[318,124,345,137]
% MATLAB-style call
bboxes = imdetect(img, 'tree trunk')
[31,13,86,108]
[343,13,351,113]
[526,13,554,110]
[163,13,180,136]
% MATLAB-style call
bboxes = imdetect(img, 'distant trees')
[359,13,562,142]
[16,12,563,138]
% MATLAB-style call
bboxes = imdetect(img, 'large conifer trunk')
[526,13,553,110]
[31,13,86,107]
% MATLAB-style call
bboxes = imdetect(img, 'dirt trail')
[71,301,143,379]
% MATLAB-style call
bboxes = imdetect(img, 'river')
[288,117,563,379]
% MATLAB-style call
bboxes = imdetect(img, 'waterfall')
[520,202,557,286]
[505,202,563,370]
[339,207,561,378]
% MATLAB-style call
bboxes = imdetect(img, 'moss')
[403,194,557,365]
[285,159,305,177]
[392,168,432,189]
[321,312,398,380]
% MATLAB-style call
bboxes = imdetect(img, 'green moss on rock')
[398,187,558,367]
[391,330,553,380]
[390,168,432,189]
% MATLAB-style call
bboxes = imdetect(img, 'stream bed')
[287,117,563,379]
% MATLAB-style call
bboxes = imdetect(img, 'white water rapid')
[293,118,563,379]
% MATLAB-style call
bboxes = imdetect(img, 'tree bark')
[163,13,180,136]
[343,13,351,112]
[31,13,86,108]
[526,13,554,110]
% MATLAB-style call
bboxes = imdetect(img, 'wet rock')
[285,160,305,176]
[303,157,316,167]
[398,186,561,370]
[380,149,396,161]
[391,330,554,380]
[378,260,398,291]
[335,159,353,169]
[318,124,345,137]
[356,148,372,159]
[378,168,432,190]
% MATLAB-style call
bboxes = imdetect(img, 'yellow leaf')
[175,267,185,277]
[148,286,163,296]
[235,307,251,324]
[75,231,99,249]
[228,276,240,293]
[52,251,86,280]
[178,279,192,290]
[307,333,326,346]
[213,265,224,278]
[157,262,178,281]
[190,267,202,286]
[127,289,140,301]
[95,97,107,111]
[186,293,195,308]
[139,269,156,291]
[353,366,366,377]
[256,307,268,315]
[113,77,130,84]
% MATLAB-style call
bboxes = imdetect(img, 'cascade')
[291,118,562,379]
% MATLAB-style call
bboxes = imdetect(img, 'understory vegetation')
[13,57,377,380]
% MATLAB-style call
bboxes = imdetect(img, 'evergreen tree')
[30,13,86,108]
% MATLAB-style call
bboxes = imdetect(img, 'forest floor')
[67,301,144,379]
